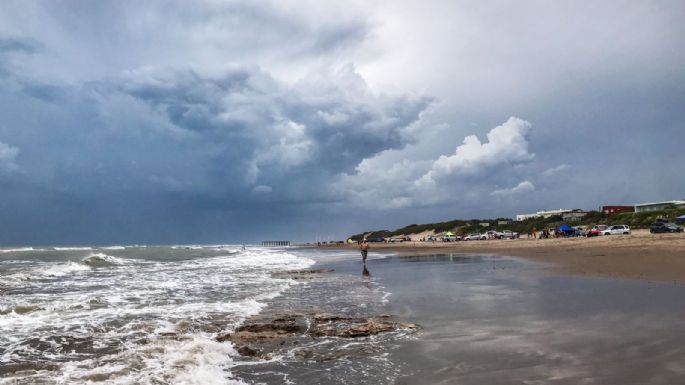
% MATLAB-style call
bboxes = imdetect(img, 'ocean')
[4,246,685,384]
[0,246,404,384]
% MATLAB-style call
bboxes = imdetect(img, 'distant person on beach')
[360,239,369,264]
[532,227,537,239]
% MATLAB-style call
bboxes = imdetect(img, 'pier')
[261,241,290,246]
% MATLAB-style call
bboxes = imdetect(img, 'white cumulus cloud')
[543,164,570,176]
[416,117,534,188]
[491,181,535,196]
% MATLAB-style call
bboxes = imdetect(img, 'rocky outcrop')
[216,312,417,360]
[271,269,335,280]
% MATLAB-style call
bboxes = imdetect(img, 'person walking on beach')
[360,239,369,264]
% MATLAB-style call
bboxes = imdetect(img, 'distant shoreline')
[319,229,685,284]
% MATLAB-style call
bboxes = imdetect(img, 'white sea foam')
[1,246,315,384]
[171,245,203,250]
[100,245,126,250]
[53,246,93,251]
[0,247,38,253]
[0,261,89,285]
[81,252,129,267]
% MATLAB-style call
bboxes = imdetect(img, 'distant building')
[497,220,510,225]
[634,200,685,213]
[602,205,634,215]
[479,222,490,227]
[516,209,574,221]
[562,209,588,222]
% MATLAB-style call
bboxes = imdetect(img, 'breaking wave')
[100,245,126,250]
[81,253,127,267]
[0,247,42,253]
[0,246,315,384]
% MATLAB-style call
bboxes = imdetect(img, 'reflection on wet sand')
[375,254,685,385]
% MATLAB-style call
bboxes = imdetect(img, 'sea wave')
[170,245,204,250]
[81,253,128,268]
[43,261,92,276]
[53,247,93,251]
[0,247,41,253]
[0,247,315,384]
[0,261,91,285]
[0,304,44,315]
[100,246,126,250]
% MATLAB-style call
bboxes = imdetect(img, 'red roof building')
[602,205,634,215]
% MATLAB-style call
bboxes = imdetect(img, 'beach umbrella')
[444,231,455,236]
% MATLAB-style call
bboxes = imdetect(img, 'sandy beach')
[258,247,685,384]
[321,229,685,284]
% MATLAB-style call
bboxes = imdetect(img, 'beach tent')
[676,215,685,222]
[558,224,576,235]
[443,231,455,236]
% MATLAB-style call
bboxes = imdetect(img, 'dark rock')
[272,269,335,280]
[218,311,418,359]
[236,345,261,357]
[216,333,232,343]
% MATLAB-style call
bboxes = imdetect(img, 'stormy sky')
[0,1,683,244]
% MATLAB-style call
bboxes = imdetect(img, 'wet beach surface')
[374,253,685,384]
[244,249,685,385]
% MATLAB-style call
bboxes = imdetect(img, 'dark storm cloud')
[0,45,429,243]
[0,0,683,244]
[0,37,41,78]
[0,37,41,54]
[112,65,430,177]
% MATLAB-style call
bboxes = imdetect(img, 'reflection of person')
[362,264,370,276]
[360,239,369,264]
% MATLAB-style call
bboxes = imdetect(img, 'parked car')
[587,225,608,237]
[442,235,461,242]
[367,237,385,242]
[464,233,483,241]
[484,231,501,240]
[603,225,631,235]
[500,230,519,239]
[650,222,684,233]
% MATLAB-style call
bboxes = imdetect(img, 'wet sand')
[369,254,685,385]
[224,247,685,384]
[321,230,685,283]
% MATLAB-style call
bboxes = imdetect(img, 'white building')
[516,209,574,221]
[634,200,685,213]
[562,210,588,222]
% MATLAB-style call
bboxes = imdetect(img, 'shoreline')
[317,229,685,284]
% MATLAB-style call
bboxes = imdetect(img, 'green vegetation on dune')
[349,208,685,240]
